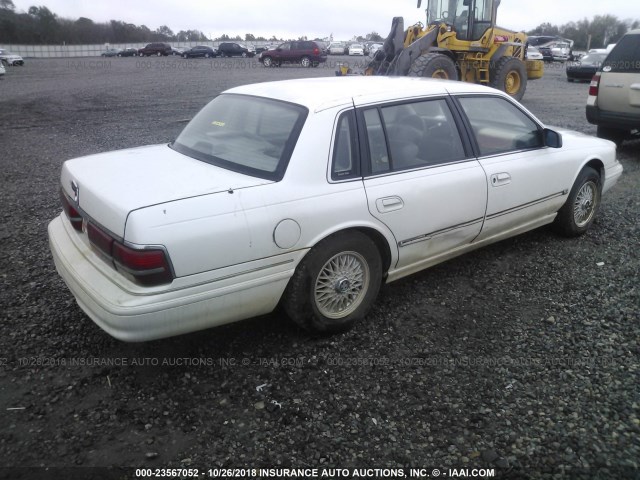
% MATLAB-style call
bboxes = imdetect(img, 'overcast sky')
[10,0,640,41]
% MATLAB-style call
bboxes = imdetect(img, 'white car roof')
[224,76,498,112]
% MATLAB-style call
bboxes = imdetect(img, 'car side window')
[362,99,466,174]
[279,43,291,51]
[457,96,542,156]
[331,111,359,181]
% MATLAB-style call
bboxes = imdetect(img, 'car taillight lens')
[60,190,83,231]
[589,74,600,96]
[313,47,319,55]
[87,222,113,256]
[112,242,173,287]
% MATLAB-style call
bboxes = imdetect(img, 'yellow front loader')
[363,0,544,100]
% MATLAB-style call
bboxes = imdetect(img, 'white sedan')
[348,43,364,55]
[48,77,623,341]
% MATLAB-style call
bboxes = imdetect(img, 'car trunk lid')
[60,144,272,238]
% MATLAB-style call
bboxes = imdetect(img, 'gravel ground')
[0,57,638,479]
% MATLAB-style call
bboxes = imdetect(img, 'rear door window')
[603,35,640,73]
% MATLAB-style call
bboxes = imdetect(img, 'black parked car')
[217,42,255,58]
[566,52,608,82]
[182,45,218,58]
[117,48,139,57]
[138,43,172,57]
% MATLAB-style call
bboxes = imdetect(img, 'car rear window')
[603,34,640,73]
[172,94,308,181]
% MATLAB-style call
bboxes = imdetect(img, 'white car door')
[455,95,576,242]
[358,98,488,273]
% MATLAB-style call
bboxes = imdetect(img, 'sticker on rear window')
[211,121,226,127]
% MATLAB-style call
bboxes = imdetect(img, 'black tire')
[408,53,458,80]
[262,56,272,67]
[490,56,527,101]
[553,167,602,237]
[204,53,211,58]
[182,53,188,58]
[282,231,383,333]
[596,126,627,146]
[241,52,248,58]
[300,56,311,68]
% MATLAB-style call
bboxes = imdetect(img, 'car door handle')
[490,173,511,187]
[375,196,404,213]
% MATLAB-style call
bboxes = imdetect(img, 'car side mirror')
[544,128,562,148]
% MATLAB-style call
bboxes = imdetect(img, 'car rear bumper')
[48,214,298,342]
[587,105,640,130]
[566,69,596,80]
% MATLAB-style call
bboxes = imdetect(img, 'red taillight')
[313,47,319,55]
[589,74,600,96]
[60,190,83,231]
[112,242,173,286]
[87,222,113,256]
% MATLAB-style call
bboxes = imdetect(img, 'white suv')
[586,29,640,145]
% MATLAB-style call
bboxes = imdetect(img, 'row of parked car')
[101,41,389,60]
[101,42,257,58]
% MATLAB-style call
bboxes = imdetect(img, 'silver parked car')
[0,49,24,66]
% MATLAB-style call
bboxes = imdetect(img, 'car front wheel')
[554,166,602,237]
[283,231,382,333]
[262,56,272,67]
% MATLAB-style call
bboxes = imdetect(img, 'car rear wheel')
[553,166,601,237]
[204,53,211,58]
[241,52,248,58]
[156,52,162,57]
[300,56,311,68]
[262,56,272,67]
[139,52,144,57]
[283,231,382,333]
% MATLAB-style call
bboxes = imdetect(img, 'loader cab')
[423,0,498,41]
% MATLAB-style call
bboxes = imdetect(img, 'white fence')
[0,41,271,58]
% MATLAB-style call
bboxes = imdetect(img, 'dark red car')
[259,40,327,68]
[138,43,172,57]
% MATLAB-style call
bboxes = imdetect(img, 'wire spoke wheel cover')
[553,166,601,237]
[573,181,597,228]
[282,231,382,332]
[314,251,370,318]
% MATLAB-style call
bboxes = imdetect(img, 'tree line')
[528,15,639,50]
[0,2,212,44]
[0,2,384,46]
